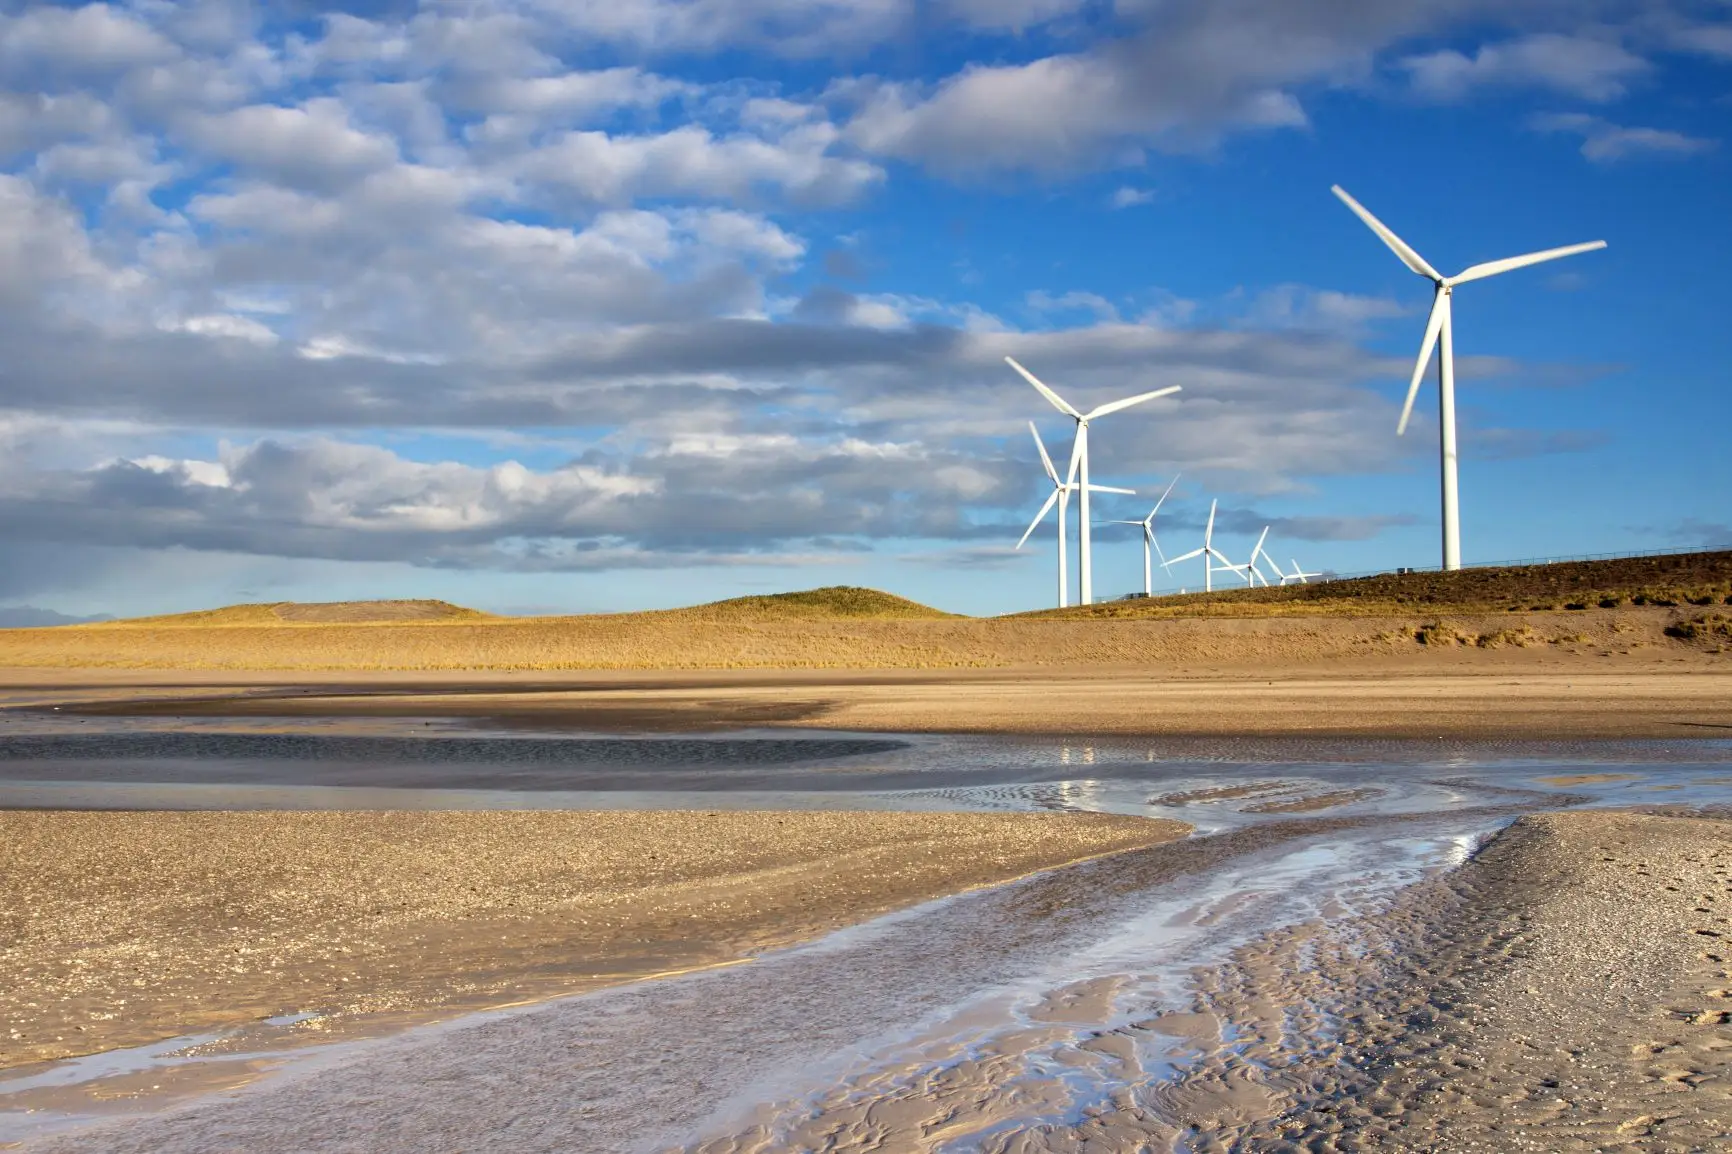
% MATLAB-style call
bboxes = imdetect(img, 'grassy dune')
[3,562,1729,671]
[1039,550,1732,619]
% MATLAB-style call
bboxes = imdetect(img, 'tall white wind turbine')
[1163,500,1246,594]
[1005,356,1181,605]
[1017,422,1133,608]
[1331,185,1606,571]
[1106,474,1180,597]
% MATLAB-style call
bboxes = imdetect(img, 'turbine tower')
[1005,356,1180,605]
[1017,422,1133,608]
[1331,185,1606,571]
[1106,474,1179,597]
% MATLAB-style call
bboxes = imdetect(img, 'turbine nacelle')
[1331,185,1606,439]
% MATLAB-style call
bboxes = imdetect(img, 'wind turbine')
[1245,526,1276,586]
[1017,422,1133,608]
[1330,185,1606,571]
[1164,500,1247,593]
[1005,356,1181,605]
[1106,474,1181,597]
[1285,561,1322,585]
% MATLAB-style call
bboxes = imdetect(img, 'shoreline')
[0,808,1186,1072]
[4,663,1730,740]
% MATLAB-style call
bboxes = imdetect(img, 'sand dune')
[3,554,1727,672]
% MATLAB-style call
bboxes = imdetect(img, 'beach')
[15,804,1732,1151]
[0,809,1184,1071]
[4,631,1731,1147]
[5,659,1729,739]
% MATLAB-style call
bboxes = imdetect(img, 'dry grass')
[1037,550,1732,620]
[111,600,491,627]
[4,558,1730,672]
[689,586,957,620]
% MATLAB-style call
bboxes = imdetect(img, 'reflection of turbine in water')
[1058,745,1098,767]
[1052,778,1106,811]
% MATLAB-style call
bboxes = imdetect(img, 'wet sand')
[5,662,1732,739]
[15,809,1732,1152]
[0,809,1185,1070]
[673,811,1732,1152]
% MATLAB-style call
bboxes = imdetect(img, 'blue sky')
[0,0,1727,619]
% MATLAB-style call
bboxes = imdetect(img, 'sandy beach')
[6,660,1730,739]
[0,809,1184,1071]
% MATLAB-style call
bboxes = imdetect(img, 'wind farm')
[1004,183,1613,610]
[4,7,1729,1146]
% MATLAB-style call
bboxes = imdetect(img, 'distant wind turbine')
[1164,500,1247,594]
[1244,526,1275,586]
[1106,475,1180,597]
[1285,561,1322,585]
[1331,185,1606,572]
[1005,356,1181,605]
[1017,422,1133,609]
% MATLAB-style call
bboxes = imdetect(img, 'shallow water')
[4,716,1732,1151]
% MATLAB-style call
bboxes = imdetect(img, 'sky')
[1,0,1728,620]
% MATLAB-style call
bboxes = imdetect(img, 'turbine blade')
[1167,547,1204,566]
[1087,484,1136,495]
[1005,356,1081,419]
[1017,490,1059,550]
[1205,499,1217,547]
[1084,385,1181,421]
[1253,526,1270,559]
[1148,474,1180,523]
[1398,290,1447,437]
[1063,429,1083,488]
[1451,240,1606,286]
[1331,185,1443,282]
[1152,536,1168,567]
[1028,421,1059,484]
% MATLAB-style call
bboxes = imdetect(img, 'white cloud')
[1530,111,1717,161]
[125,454,232,488]
[516,121,883,206]
[1400,34,1649,102]
[168,313,280,345]
[1238,285,1408,334]
[1110,186,1155,208]
[456,68,691,120]
[1027,290,1121,324]
[0,3,179,79]
[941,0,1089,32]
[181,99,400,192]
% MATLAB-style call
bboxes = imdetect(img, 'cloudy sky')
[1,0,1728,618]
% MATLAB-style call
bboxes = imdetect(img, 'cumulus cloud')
[181,99,400,192]
[514,122,883,207]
